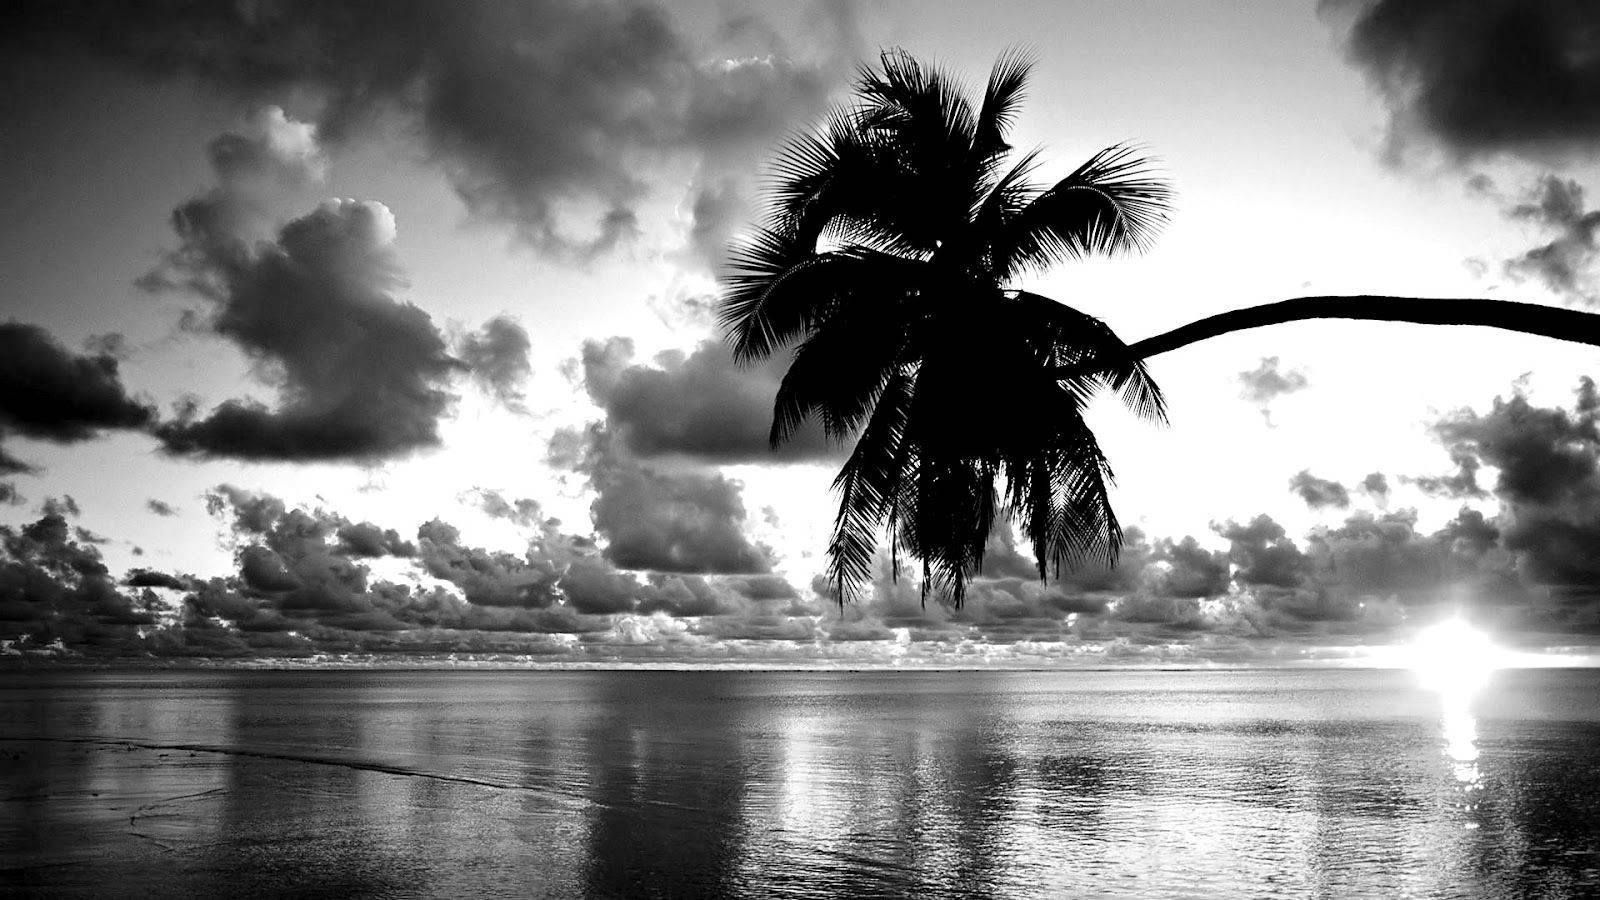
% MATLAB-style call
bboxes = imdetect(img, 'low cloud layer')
[11,379,1600,662]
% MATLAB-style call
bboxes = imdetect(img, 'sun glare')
[1409,617,1502,693]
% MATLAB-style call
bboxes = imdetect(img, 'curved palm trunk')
[1057,296,1600,377]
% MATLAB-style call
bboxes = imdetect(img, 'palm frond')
[994,143,1173,278]
[1014,290,1168,424]
[973,47,1035,163]
[827,370,915,603]
[769,292,914,445]
[720,246,928,364]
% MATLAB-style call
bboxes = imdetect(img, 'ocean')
[3,667,1598,898]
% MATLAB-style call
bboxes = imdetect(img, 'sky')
[3,0,1600,666]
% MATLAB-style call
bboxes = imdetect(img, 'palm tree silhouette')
[718,49,1600,606]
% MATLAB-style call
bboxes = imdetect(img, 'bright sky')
[3,0,1598,665]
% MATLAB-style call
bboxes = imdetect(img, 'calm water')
[2,668,1598,898]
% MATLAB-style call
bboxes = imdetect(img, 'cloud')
[0,323,155,466]
[124,569,191,591]
[1359,472,1390,502]
[562,424,776,574]
[415,518,564,609]
[1425,378,1600,627]
[1497,175,1600,306]
[1289,470,1351,509]
[138,109,466,462]
[7,0,856,261]
[1236,356,1308,425]
[146,498,179,517]
[0,511,158,652]
[464,488,544,528]
[0,445,34,475]
[458,316,533,412]
[579,337,837,464]
[1324,0,1600,164]
[1214,515,1309,589]
[335,522,417,559]
[154,195,462,462]
[30,372,1600,656]
[204,485,287,535]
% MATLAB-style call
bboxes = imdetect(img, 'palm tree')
[718,49,1600,607]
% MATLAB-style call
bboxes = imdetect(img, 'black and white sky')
[4,0,1600,665]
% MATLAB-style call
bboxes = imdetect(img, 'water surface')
[3,668,1598,897]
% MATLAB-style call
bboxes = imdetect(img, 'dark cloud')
[1215,515,1309,589]
[1236,356,1308,426]
[1289,470,1351,510]
[205,485,287,535]
[1150,537,1232,599]
[154,193,462,462]
[580,337,837,465]
[458,316,532,412]
[1426,379,1600,626]
[0,323,155,466]
[0,483,22,506]
[0,511,158,652]
[124,569,191,591]
[415,517,563,608]
[146,498,178,517]
[1323,0,1600,164]
[335,522,417,559]
[562,424,776,575]
[1359,472,1390,501]
[5,0,855,261]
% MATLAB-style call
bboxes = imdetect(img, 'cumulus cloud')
[1236,356,1308,425]
[579,337,836,464]
[0,511,158,652]
[137,109,466,462]
[1289,470,1351,509]
[458,316,533,412]
[1359,472,1390,502]
[6,0,857,261]
[1214,515,1309,589]
[1324,0,1600,164]
[1425,378,1600,628]
[560,424,776,574]
[0,322,155,469]
[153,195,461,460]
